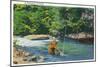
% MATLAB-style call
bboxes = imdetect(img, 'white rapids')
[14,36,59,47]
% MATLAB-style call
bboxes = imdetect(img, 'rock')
[13,61,18,64]
[78,37,94,44]
[23,58,27,61]
[27,55,45,62]
[24,52,32,57]
[67,32,94,44]
[55,48,64,56]
[37,56,44,62]
[24,35,49,40]
[59,52,64,56]
[13,46,35,64]
[27,55,37,62]
[31,56,37,61]
[67,32,93,39]
[16,49,24,57]
[55,49,60,55]
[15,51,20,57]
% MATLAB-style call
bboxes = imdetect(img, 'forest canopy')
[13,4,94,36]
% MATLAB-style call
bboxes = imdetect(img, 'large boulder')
[24,35,49,40]
[27,55,45,62]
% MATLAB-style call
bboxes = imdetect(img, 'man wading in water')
[48,37,64,56]
[48,37,57,55]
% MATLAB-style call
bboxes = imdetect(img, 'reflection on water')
[15,37,94,62]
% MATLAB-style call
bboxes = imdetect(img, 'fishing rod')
[62,25,66,56]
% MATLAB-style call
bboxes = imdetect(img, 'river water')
[15,37,94,63]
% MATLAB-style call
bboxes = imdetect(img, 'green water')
[16,37,94,62]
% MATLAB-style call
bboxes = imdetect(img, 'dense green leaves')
[13,4,94,36]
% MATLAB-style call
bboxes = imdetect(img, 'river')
[14,36,94,63]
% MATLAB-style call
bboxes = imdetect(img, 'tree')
[13,4,94,36]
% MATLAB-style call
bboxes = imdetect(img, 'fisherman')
[48,37,64,56]
[48,37,57,55]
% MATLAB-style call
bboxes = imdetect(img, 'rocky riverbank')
[67,32,94,44]
[24,34,49,40]
[13,47,34,64]
[13,46,45,64]
[17,33,94,44]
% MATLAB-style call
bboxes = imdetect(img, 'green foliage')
[13,4,94,36]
